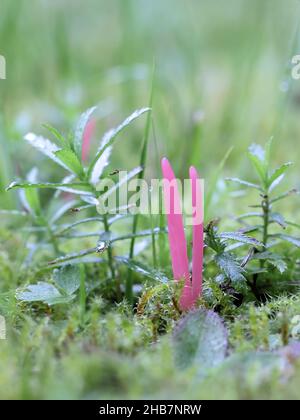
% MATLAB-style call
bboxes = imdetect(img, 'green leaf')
[90,146,112,185]
[268,259,287,274]
[248,143,267,183]
[237,212,263,220]
[24,133,71,172]
[173,309,228,370]
[270,189,299,204]
[55,149,84,178]
[16,282,73,305]
[48,247,98,266]
[42,123,67,148]
[270,212,287,228]
[215,252,246,285]
[286,221,300,230]
[218,232,263,247]
[74,106,97,159]
[88,108,150,179]
[251,251,287,274]
[23,168,41,216]
[53,265,81,295]
[268,162,293,189]
[276,234,300,247]
[24,188,41,217]
[110,227,165,243]
[115,256,168,283]
[6,181,92,196]
[226,177,261,190]
[56,217,103,236]
[238,226,262,234]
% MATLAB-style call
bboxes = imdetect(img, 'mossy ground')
[2,0,300,400]
[1,226,300,400]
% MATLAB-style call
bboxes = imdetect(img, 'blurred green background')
[2,0,300,400]
[1,0,300,212]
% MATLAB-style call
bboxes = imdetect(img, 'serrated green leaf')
[251,251,279,260]
[250,251,287,274]
[74,106,97,159]
[267,162,292,189]
[173,309,228,370]
[16,282,74,305]
[215,252,246,285]
[115,256,168,283]
[24,133,71,172]
[53,265,81,295]
[218,232,263,246]
[268,259,287,274]
[55,149,84,178]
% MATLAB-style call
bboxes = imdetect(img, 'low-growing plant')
[5,105,169,306]
[224,138,300,301]
[200,139,300,308]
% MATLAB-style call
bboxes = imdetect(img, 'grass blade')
[126,67,155,302]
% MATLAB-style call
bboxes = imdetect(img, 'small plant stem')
[262,193,270,248]
[250,193,270,301]
[103,214,115,280]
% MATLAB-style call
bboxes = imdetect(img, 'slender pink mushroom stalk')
[189,166,204,303]
[82,118,96,162]
[161,158,203,311]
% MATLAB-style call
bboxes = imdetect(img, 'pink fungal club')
[161,157,204,311]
